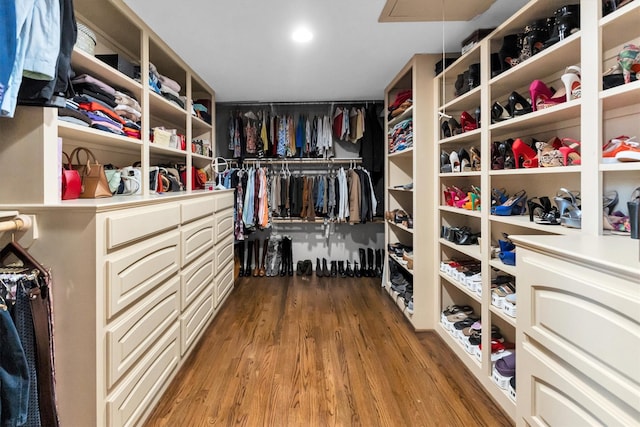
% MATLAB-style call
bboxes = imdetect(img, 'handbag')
[119,166,143,195]
[104,165,122,195]
[70,147,112,198]
[61,151,82,200]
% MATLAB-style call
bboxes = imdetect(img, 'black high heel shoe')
[491,101,511,123]
[528,196,560,225]
[474,106,481,128]
[441,151,452,173]
[508,91,532,117]
[468,63,481,90]
[491,141,505,170]
[458,148,471,171]
[499,139,516,169]
[448,117,463,135]
[510,20,548,66]
[441,118,451,139]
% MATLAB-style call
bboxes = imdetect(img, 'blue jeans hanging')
[0,307,30,426]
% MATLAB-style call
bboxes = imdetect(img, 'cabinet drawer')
[214,191,234,212]
[214,208,233,244]
[106,231,180,319]
[180,282,215,356]
[107,324,179,427]
[215,235,233,275]
[216,265,234,306]
[181,249,214,310]
[106,276,179,389]
[181,216,214,267]
[106,204,180,250]
[181,197,214,224]
[519,341,638,427]
[518,249,640,409]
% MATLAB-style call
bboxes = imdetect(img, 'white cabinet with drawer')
[513,235,640,427]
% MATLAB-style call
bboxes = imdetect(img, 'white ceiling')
[122,0,528,103]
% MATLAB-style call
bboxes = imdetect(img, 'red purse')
[61,151,82,200]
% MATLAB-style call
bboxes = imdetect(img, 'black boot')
[246,240,254,278]
[468,63,480,90]
[279,239,287,277]
[367,248,375,277]
[359,248,368,277]
[497,34,519,73]
[286,238,294,276]
[316,258,323,277]
[338,261,345,278]
[345,261,354,277]
[354,261,361,278]
[237,242,245,277]
[330,261,337,278]
[375,249,383,277]
[544,4,580,48]
[253,240,260,277]
[322,258,330,277]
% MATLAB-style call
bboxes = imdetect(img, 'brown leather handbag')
[70,147,112,198]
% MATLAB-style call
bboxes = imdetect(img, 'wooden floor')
[144,275,512,427]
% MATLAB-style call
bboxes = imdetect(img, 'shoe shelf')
[388,147,414,159]
[384,284,413,320]
[439,86,481,114]
[600,162,640,172]
[489,32,581,98]
[71,47,143,96]
[439,42,482,83]
[489,260,517,277]
[439,206,482,218]
[600,1,640,50]
[387,220,413,234]
[437,323,482,370]
[489,99,581,135]
[490,305,517,328]
[601,80,640,111]
[439,238,481,260]
[439,171,482,178]
[389,253,413,276]
[387,105,413,128]
[438,128,481,145]
[489,165,581,176]
[388,187,413,193]
[489,215,581,235]
[440,272,481,302]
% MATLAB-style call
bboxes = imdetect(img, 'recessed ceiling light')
[292,27,313,43]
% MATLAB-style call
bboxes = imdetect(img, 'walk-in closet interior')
[0,0,638,426]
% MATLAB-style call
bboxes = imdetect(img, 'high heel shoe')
[449,117,463,135]
[554,188,582,228]
[544,4,581,49]
[468,63,481,89]
[559,138,581,165]
[530,80,565,111]
[491,141,505,170]
[499,139,516,169]
[460,111,478,132]
[617,43,640,85]
[528,196,560,224]
[440,151,452,173]
[491,101,511,123]
[441,118,451,139]
[470,147,481,171]
[535,137,563,167]
[497,34,519,74]
[458,148,471,171]
[474,106,481,129]
[449,151,460,172]
[491,189,527,216]
[561,66,581,101]
[511,138,538,168]
[508,91,532,116]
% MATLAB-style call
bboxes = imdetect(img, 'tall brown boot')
[253,239,260,277]
[259,238,269,277]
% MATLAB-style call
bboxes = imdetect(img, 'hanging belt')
[27,277,59,427]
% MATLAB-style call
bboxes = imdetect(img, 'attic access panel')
[379,0,496,22]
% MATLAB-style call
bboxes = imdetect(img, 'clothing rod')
[0,215,32,233]
[229,157,362,164]
[218,100,382,107]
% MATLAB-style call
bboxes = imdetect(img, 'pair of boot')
[296,259,313,276]
[358,248,383,277]
[237,239,269,277]
[279,237,294,276]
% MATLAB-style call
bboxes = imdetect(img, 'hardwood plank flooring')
[143,275,512,427]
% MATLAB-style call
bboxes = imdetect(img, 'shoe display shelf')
[384,54,440,331]
[433,0,640,423]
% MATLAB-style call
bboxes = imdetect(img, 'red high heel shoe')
[559,138,581,165]
[529,79,566,111]
[511,138,538,168]
[460,111,478,132]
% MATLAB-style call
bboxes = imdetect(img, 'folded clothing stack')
[388,89,412,120]
[388,118,413,154]
[146,63,186,109]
